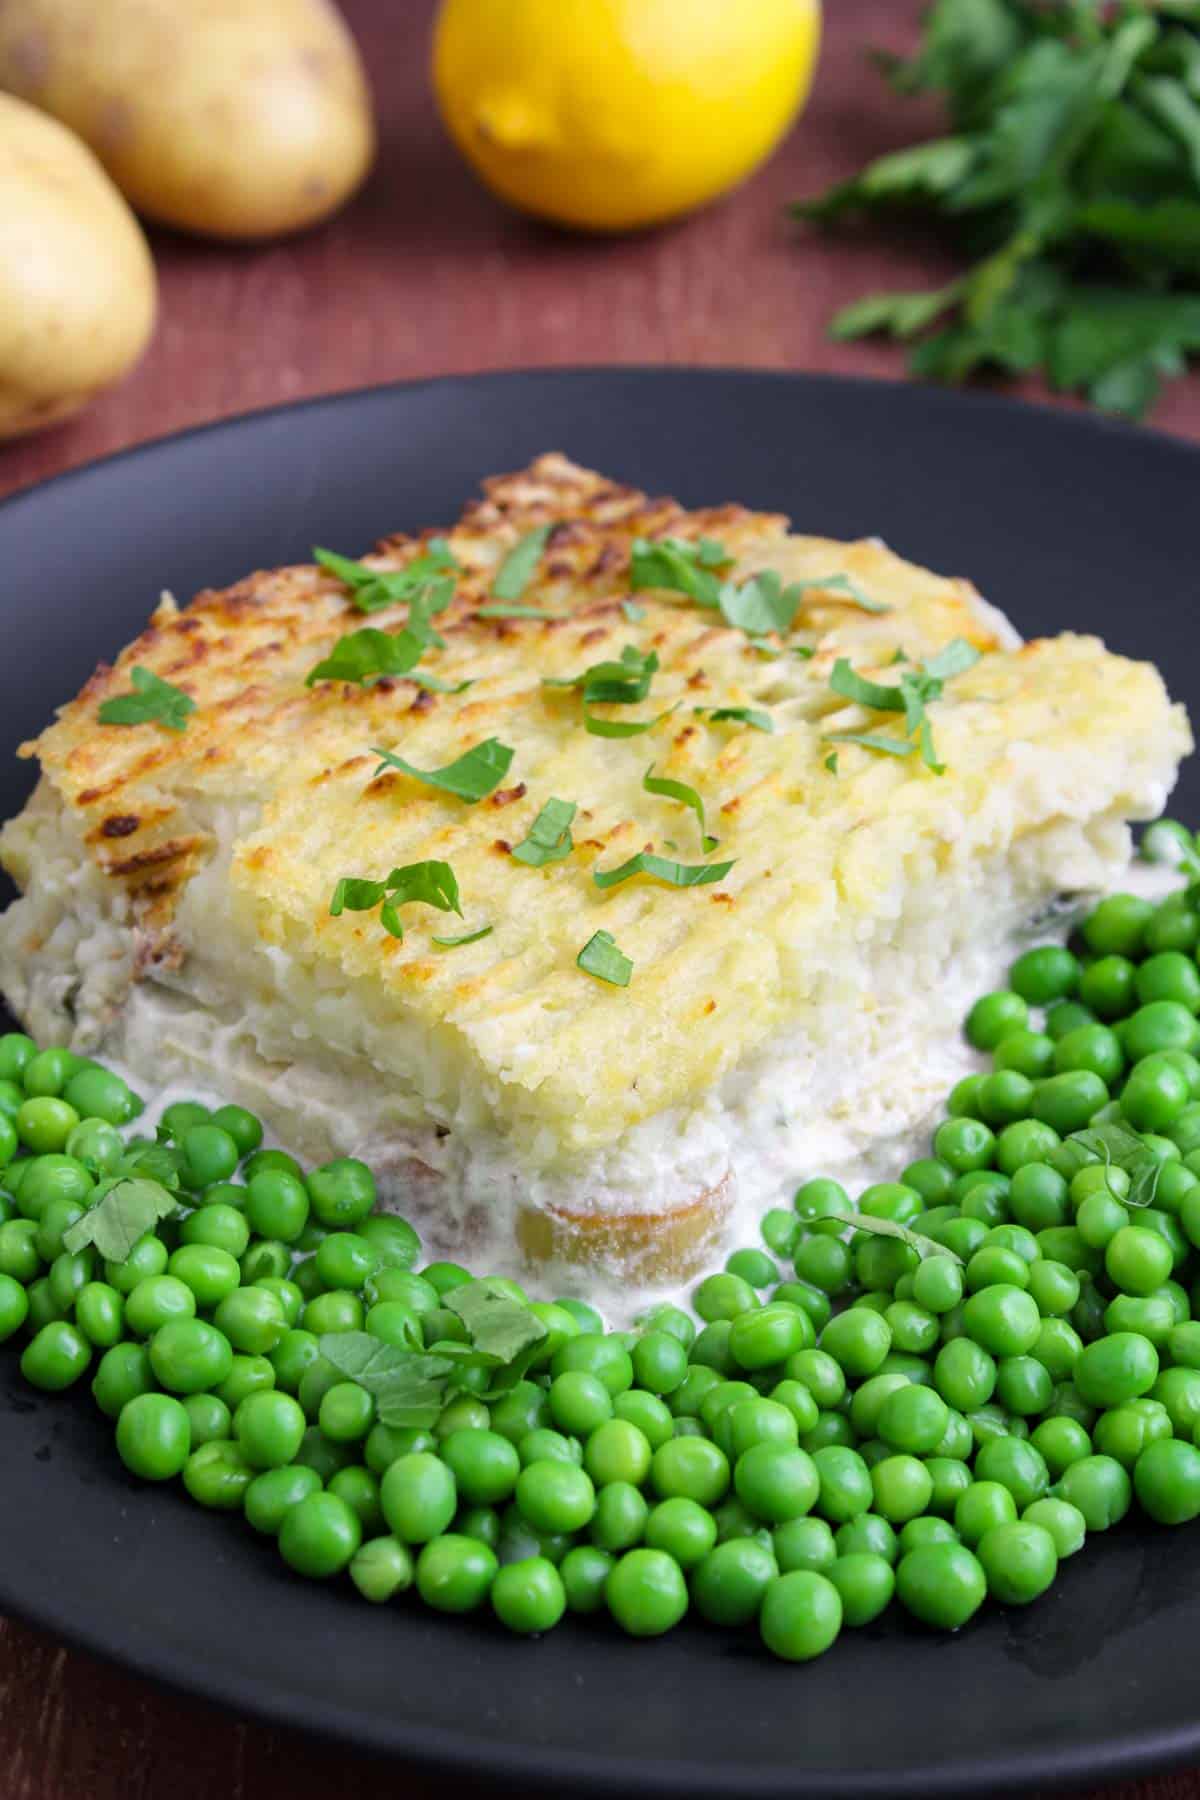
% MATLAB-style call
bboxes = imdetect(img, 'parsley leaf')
[476,603,555,620]
[492,524,553,600]
[545,644,659,705]
[63,1177,178,1262]
[315,542,457,614]
[716,570,805,638]
[306,607,449,686]
[643,764,717,852]
[630,536,729,605]
[577,929,633,987]
[696,706,775,734]
[544,644,669,738]
[794,0,1200,417]
[431,924,493,949]
[827,638,980,770]
[824,730,915,758]
[1066,1121,1164,1209]
[330,860,462,941]
[593,851,734,890]
[318,1333,455,1429]
[790,573,891,615]
[621,600,646,623]
[444,1280,548,1365]
[98,667,195,733]
[511,797,576,867]
[370,736,514,802]
[825,751,839,774]
[832,1211,964,1265]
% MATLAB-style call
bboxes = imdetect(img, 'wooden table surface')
[1,2,1198,1795]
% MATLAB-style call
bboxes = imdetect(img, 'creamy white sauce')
[118,862,1181,1324]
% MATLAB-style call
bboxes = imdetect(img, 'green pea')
[489,1380,550,1445]
[240,1238,292,1285]
[966,991,1029,1051]
[116,1393,191,1480]
[91,1341,156,1418]
[0,1218,40,1284]
[1082,894,1154,958]
[820,1307,891,1379]
[1056,1454,1131,1530]
[996,1119,1062,1176]
[1151,1365,1200,1436]
[550,1332,633,1396]
[491,1556,566,1634]
[962,1284,1040,1357]
[0,1033,36,1083]
[65,1120,125,1177]
[969,1434,1046,1507]
[306,1158,376,1229]
[830,1551,895,1627]
[319,1380,376,1444]
[149,1317,234,1394]
[792,1234,853,1294]
[246,1169,310,1244]
[878,1385,949,1455]
[182,1392,232,1448]
[692,1536,777,1626]
[167,1243,241,1308]
[179,1203,250,1260]
[20,1320,91,1390]
[242,1148,302,1184]
[206,1104,263,1158]
[179,1124,240,1190]
[1010,945,1080,1006]
[243,1462,323,1536]
[993,1031,1056,1079]
[381,1452,457,1544]
[234,1388,307,1469]
[896,1540,986,1629]
[935,1339,1000,1418]
[1134,1437,1200,1524]
[977,1520,1058,1604]
[73,1279,124,1348]
[278,1490,362,1577]
[1093,1398,1171,1468]
[1018,1497,1084,1560]
[218,1360,278,1418]
[327,1465,384,1535]
[0,1270,29,1340]
[759,1569,841,1662]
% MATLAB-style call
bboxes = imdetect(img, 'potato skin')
[0,0,375,241]
[0,94,156,439]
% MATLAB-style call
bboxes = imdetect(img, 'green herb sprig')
[370,737,515,803]
[330,860,462,941]
[315,542,457,614]
[98,668,195,733]
[793,0,1200,418]
[824,636,980,772]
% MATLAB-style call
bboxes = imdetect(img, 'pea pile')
[6,825,1200,1659]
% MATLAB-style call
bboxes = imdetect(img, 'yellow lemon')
[432,0,821,232]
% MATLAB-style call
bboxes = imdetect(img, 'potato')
[0,0,374,241]
[0,94,156,439]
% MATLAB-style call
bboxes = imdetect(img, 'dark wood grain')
[0,1,1197,1793]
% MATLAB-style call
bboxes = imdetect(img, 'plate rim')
[3,363,1200,1797]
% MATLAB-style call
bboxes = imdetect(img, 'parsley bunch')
[795,0,1200,418]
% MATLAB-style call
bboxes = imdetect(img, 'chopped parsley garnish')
[315,541,457,614]
[792,573,890,615]
[511,797,577,867]
[577,929,633,987]
[630,536,729,605]
[546,643,659,705]
[825,636,980,772]
[330,860,462,941]
[714,569,890,641]
[716,570,804,637]
[695,706,775,734]
[432,924,493,949]
[408,673,474,695]
[621,600,646,623]
[544,643,668,737]
[825,751,839,774]
[643,764,717,853]
[370,736,515,802]
[476,603,555,620]
[583,707,676,740]
[492,524,554,600]
[98,667,195,733]
[593,851,734,890]
[305,591,452,685]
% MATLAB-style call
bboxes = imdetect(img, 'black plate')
[3,369,1200,1797]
